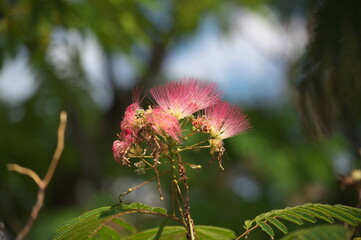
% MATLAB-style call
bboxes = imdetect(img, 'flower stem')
[235,225,259,240]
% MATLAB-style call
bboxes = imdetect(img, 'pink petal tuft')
[204,101,251,139]
[120,103,142,135]
[149,78,221,119]
[145,108,182,142]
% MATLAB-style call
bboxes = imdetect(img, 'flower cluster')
[112,78,251,170]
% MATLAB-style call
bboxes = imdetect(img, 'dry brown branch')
[7,111,67,240]
[7,164,43,187]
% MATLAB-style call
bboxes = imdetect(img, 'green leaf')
[268,218,288,234]
[285,209,317,223]
[54,203,168,240]
[277,213,303,225]
[310,205,358,226]
[243,220,252,230]
[240,203,361,239]
[127,226,185,240]
[336,205,361,220]
[280,224,348,240]
[257,221,274,237]
[196,226,236,239]
[294,207,334,224]
[127,226,236,240]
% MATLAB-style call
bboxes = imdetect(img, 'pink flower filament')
[150,78,221,119]
[144,107,182,142]
[204,101,251,139]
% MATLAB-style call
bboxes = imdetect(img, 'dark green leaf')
[257,221,274,237]
[285,209,317,223]
[311,205,358,226]
[335,205,361,221]
[268,218,288,234]
[277,213,303,225]
[280,224,348,240]
[240,203,361,239]
[195,225,236,239]
[54,203,168,240]
[296,207,334,224]
[127,226,235,240]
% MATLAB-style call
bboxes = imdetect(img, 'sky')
[0,7,307,110]
[163,8,307,107]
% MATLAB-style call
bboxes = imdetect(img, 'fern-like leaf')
[258,221,274,237]
[241,203,361,239]
[54,203,168,240]
[127,225,236,240]
[280,224,348,240]
[268,218,288,234]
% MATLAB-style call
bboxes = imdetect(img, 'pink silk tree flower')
[120,88,144,136]
[204,101,251,140]
[194,101,251,170]
[144,107,182,142]
[112,139,132,166]
[120,103,142,133]
[149,78,221,119]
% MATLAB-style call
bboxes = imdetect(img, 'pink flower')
[192,101,251,169]
[202,101,251,139]
[120,103,142,133]
[149,78,220,119]
[120,88,144,136]
[112,139,132,165]
[145,107,182,142]
[114,89,144,165]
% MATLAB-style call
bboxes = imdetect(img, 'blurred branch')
[7,164,42,187]
[7,111,68,240]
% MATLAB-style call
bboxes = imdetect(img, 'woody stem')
[176,152,195,240]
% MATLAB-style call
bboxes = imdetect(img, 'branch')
[7,164,43,187]
[7,111,67,240]
[235,225,259,240]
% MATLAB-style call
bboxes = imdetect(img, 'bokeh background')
[1,0,361,239]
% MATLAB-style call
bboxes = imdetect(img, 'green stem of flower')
[175,161,202,169]
[141,158,153,168]
[128,155,154,158]
[183,131,197,139]
[177,144,211,152]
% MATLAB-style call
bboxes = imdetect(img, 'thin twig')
[235,225,259,240]
[178,145,211,153]
[118,171,171,203]
[7,164,43,187]
[177,139,210,152]
[7,111,67,240]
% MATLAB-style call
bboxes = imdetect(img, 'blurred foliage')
[1,0,361,239]
[280,224,348,240]
[296,0,361,154]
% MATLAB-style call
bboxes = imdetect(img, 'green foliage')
[54,203,167,240]
[54,203,235,240]
[280,225,348,240]
[243,203,361,238]
[127,226,236,240]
